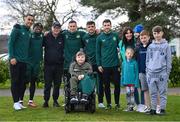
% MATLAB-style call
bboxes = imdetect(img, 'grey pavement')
[0,88,180,97]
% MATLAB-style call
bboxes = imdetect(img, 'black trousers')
[102,66,120,105]
[44,64,63,102]
[92,65,104,103]
[20,77,37,101]
[10,62,27,103]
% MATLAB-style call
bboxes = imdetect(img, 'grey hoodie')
[146,39,172,76]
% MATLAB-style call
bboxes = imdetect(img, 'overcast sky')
[0,0,128,31]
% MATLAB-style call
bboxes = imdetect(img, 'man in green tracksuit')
[63,20,86,83]
[20,23,44,107]
[96,19,120,110]
[8,14,34,110]
[82,21,105,108]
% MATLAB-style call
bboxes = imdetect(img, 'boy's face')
[125,30,133,41]
[24,15,34,28]
[126,49,134,60]
[153,31,163,41]
[103,22,111,33]
[86,24,96,34]
[76,55,85,65]
[34,26,43,33]
[68,22,77,32]
[140,35,150,45]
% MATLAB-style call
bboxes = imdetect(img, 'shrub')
[169,56,180,87]
[0,61,10,84]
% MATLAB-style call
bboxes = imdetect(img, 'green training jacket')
[63,30,86,69]
[82,33,98,65]
[8,24,31,63]
[96,31,120,67]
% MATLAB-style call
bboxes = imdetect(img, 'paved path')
[0,88,180,97]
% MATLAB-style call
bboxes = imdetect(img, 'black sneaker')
[158,109,166,115]
[70,96,78,103]
[43,102,49,108]
[105,104,112,110]
[81,94,88,102]
[53,101,60,107]
[146,109,156,115]
[115,104,120,111]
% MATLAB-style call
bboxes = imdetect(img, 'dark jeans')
[10,62,27,103]
[92,65,104,103]
[134,88,145,105]
[102,66,120,105]
[44,64,63,102]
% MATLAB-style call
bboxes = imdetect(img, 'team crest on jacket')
[22,32,25,35]
[65,35,68,39]
[76,35,80,38]
[86,39,89,43]
[113,37,116,41]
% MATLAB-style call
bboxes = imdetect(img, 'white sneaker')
[137,104,144,112]
[156,105,161,114]
[13,102,21,110]
[98,103,105,108]
[139,105,148,113]
[19,102,27,109]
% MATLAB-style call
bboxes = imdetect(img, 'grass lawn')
[0,95,180,121]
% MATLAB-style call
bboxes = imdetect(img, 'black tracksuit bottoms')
[10,62,27,103]
[44,64,63,102]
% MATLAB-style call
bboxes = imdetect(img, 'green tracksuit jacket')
[96,31,120,67]
[82,33,98,65]
[8,24,31,63]
[63,30,86,69]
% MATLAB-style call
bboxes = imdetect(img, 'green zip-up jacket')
[96,31,120,67]
[63,30,86,69]
[8,24,31,63]
[82,33,98,65]
[28,32,43,65]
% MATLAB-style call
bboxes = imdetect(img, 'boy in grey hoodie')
[146,26,172,115]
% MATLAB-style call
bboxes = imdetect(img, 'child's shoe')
[13,102,21,110]
[98,103,105,108]
[158,109,166,115]
[156,105,161,114]
[28,101,37,107]
[146,109,156,115]
[80,94,88,102]
[70,95,78,103]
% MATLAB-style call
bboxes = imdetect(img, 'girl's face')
[125,49,134,60]
[76,55,85,65]
[125,30,133,41]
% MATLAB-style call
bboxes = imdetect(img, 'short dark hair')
[24,13,34,18]
[103,19,111,25]
[86,21,95,26]
[69,20,77,24]
[33,22,43,29]
[152,25,163,32]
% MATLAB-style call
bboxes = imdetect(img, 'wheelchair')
[64,72,97,113]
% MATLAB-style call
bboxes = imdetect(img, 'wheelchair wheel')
[89,92,96,113]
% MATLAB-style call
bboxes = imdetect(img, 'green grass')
[0,95,180,121]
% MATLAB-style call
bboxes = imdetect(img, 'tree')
[2,0,82,30]
[79,0,180,39]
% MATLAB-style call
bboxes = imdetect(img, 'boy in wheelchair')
[69,51,93,103]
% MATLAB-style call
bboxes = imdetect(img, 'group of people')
[8,13,172,116]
